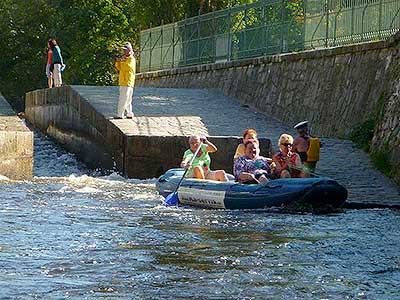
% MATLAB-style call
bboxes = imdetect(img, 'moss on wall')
[348,119,375,152]
[371,149,393,178]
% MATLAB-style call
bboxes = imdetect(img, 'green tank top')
[183,144,211,171]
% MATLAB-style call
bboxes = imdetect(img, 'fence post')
[172,17,175,69]
[280,0,284,52]
[325,0,329,48]
[244,1,248,57]
[379,0,383,39]
[213,10,216,63]
[228,8,232,61]
[149,22,152,71]
[351,2,354,44]
[161,19,164,70]
[184,14,187,66]
[198,9,201,64]
[263,0,267,55]
[138,25,142,72]
[302,0,307,50]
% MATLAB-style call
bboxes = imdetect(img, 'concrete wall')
[25,86,119,171]
[136,32,400,184]
[124,135,271,177]
[0,94,33,180]
[25,86,271,179]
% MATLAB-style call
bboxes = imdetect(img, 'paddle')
[165,142,203,206]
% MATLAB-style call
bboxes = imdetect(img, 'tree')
[0,0,252,110]
[0,0,55,110]
[50,0,134,85]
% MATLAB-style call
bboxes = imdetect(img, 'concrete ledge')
[25,86,122,172]
[0,94,33,180]
[25,86,272,179]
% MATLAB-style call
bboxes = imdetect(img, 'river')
[0,131,399,299]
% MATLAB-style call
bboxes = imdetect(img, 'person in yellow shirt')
[233,128,258,161]
[114,42,136,119]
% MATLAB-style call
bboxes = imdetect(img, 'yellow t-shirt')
[234,143,245,161]
[115,56,136,87]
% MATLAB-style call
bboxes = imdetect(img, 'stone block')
[124,135,271,179]
[0,94,33,180]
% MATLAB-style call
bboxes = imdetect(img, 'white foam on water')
[74,186,102,194]
[56,185,69,193]
[67,174,93,184]
[33,130,89,178]
[98,172,125,181]
[0,175,11,181]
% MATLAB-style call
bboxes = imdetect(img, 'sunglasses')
[282,143,292,147]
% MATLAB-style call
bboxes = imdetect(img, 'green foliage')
[52,0,133,85]
[0,0,301,111]
[0,0,252,110]
[0,0,55,110]
[348,117,394,178]
[348,119,375,152]
[371,150,393,178]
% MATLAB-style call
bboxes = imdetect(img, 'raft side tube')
[156,169,347,210]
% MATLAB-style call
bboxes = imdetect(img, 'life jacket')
[306,137,320,162]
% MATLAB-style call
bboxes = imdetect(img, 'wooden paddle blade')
[165,192,179,206]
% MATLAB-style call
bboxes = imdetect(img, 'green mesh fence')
[139,0,400,72]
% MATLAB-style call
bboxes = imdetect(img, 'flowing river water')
[1,132,399,299]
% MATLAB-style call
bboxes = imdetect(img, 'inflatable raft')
[156,169,347,211]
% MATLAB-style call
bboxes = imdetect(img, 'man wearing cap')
[293,121,321,174]
[114,42,136,119]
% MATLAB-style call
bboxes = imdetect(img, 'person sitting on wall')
[181,135,228,181]
[233,140,272,184]
[272,134,305,178]
[292,121,321,174]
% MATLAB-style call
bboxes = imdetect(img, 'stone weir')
[0,94,33,180]
[24,86,272,179]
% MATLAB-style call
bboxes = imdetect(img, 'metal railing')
[139,0,400,72]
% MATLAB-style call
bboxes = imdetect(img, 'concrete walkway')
[72,86,400,207]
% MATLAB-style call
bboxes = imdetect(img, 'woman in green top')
[181,135,228,182]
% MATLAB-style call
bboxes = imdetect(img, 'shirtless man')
[292,121,320,173]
